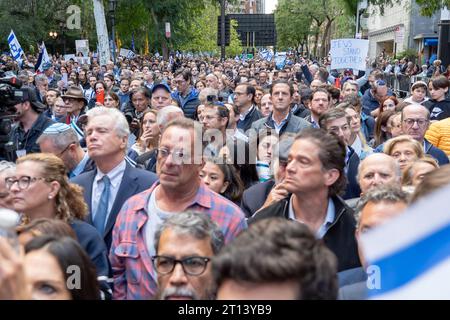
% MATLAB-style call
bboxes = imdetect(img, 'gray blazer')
[249,112,311,136]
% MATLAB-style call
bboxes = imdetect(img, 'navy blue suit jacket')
[71,162,157,251]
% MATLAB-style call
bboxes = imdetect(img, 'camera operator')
[9,87,55,161]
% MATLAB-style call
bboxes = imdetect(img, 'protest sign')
[330,38,369,71]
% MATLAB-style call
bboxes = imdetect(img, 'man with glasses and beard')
[153,211,224,300]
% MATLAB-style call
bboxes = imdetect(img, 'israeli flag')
[7,30,24,62]
[35,42,51,73]
[361,183,450,299]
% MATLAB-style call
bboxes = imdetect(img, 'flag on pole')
[361,182,450,299]
[131,32,135,52]
[116,32,122,52]
[35,42,51,73]
[7,30,24,63]
[144,33,149,56]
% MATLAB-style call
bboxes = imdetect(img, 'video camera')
[0,70,23,161]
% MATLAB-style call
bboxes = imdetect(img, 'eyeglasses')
[157,147,190,163]
[5,176,47,190]
[57,142,75,157]
[375,80,386,86]
[152,255,211,276]
[403,118,428,127]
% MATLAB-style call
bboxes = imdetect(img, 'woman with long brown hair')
[6,153,110,284]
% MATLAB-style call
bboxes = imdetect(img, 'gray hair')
[35,73,48,85]
[37,126,80,150]
[157,105,184,128]
[356,185,409,227]
[86,107,130,138]
[0,161,15,174]
[198,87,219,104]
[356,154,402,183]
[154,211,225,255]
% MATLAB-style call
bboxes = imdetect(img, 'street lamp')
[49,31,58,55]
[109,0,118,64]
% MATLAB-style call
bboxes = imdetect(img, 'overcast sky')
[265,0,277,13]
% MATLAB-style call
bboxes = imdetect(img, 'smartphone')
[96,89,105,105]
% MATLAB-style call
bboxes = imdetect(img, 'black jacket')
[240,179,275,218]
[249,195,361,272]
[9,113,55,162]
[426,98,450,121]
[291,103,311,119]
[237,106,262,132]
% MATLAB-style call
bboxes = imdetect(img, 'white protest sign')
[75,39,89,57]
[75,56,91,65]
[64,54,76,61]
[119,48,136,59]
[330,38,369,71]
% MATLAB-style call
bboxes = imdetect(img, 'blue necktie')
[93,175,111,235]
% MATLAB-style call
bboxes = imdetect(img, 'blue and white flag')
[7,30,24,63]
[361,182,450,299]
[275,52,287,70]
[131,32,135,52]
[35,42,51,73]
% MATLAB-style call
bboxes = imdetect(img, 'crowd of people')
[0,48,450,300]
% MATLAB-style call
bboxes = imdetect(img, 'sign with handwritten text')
[330,38,369,71]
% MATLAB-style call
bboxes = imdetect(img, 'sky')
[265,0,278,13]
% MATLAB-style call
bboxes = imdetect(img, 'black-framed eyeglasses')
[403,118,428,127]
[5,176,47,190]
[151,255,211,276]
[57,142,76,157]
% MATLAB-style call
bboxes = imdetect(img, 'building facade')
[366,0,440,64]
[227,0,265,14]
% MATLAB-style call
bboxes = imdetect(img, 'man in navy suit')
[319,108,361,200]
[71,107,157,251]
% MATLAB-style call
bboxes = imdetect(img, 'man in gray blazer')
[249,80,311,138]
[71,107,157,251]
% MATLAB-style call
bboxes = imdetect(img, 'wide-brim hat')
[61,86,87,105]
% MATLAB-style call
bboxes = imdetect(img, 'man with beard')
[9,87,54,161]
[153,211,224,300]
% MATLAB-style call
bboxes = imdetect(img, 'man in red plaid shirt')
[110,118,247,300]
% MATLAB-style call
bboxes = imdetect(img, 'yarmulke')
[43,123,73,135]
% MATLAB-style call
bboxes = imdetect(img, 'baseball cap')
[13,86,46,112]
[151,83,171,94]
[42,62,53,71]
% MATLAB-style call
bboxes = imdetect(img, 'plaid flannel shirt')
[110,180,247,300]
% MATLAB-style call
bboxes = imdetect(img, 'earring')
[48,195,53,200]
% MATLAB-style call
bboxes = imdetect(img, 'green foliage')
[0,0,96,54]
[396,48,418,60]
[275,0,312,50]
[227,19,243,57]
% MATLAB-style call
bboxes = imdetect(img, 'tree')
[275,0,312,51]
[227,19,243,57]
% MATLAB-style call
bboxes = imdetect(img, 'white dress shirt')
[91,160,127,224]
